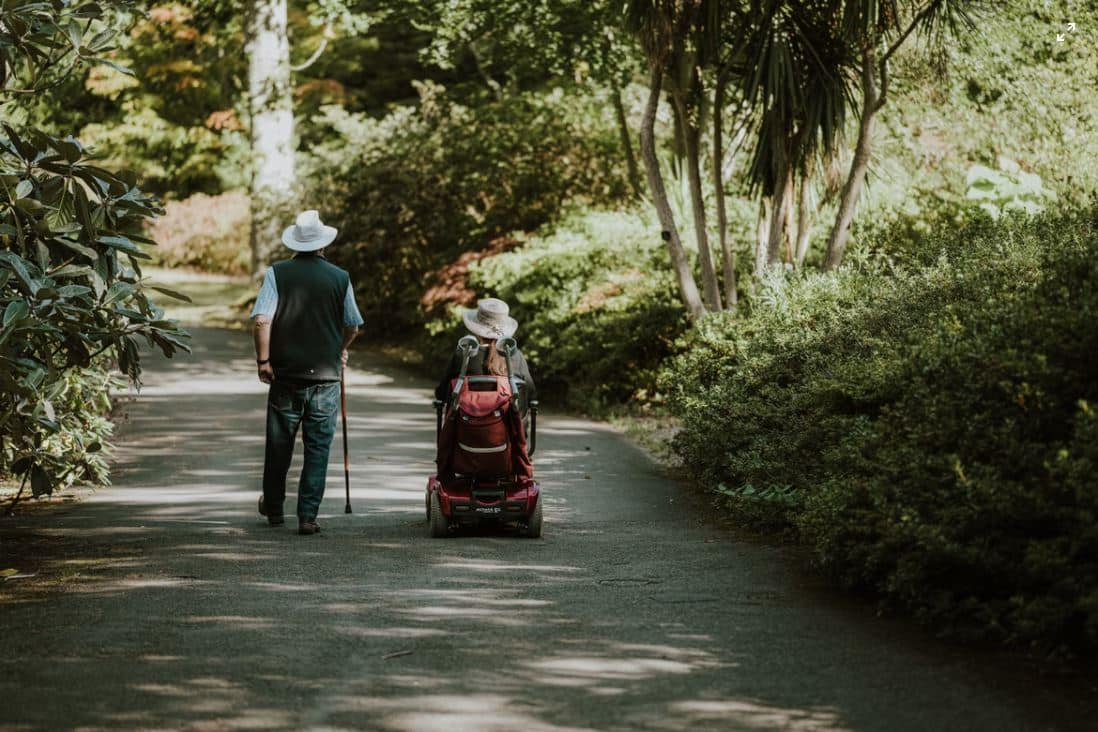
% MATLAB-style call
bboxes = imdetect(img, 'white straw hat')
[463,298,518,339]
[282,210,337,252]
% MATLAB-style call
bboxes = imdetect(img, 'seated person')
[434,298,536,416]
[434,298,536,482]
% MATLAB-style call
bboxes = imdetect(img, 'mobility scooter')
[426,335,541,538]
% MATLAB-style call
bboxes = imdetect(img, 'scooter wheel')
[429,491,450,538]
[523,495,543,538]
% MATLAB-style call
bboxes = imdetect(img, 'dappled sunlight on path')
[0,328,1074,731]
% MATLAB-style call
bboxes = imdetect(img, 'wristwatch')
[256,358,270,365]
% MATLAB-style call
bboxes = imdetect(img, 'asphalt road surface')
[1,327,1090,731]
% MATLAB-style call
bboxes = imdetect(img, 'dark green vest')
[269,255,349,383]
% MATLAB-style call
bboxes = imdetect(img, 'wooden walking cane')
[341,368,352,514]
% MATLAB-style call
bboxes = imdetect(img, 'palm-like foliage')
[729,0,978,268]
[626,0,704,67]
[738,0,856,197]
[821,0,980,268]
[623,0,979,303]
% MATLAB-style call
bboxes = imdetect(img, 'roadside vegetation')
[1,2,189,510]
[3,0,1095,657]
[666,209,1098,656]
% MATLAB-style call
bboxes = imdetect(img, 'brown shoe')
[258,496,284,526]
[298,518,321,535]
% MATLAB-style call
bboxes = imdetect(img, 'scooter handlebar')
[458,335,480,357]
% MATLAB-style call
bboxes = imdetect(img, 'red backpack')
[440,375,533,480]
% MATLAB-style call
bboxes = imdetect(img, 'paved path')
[0,328,1087,731]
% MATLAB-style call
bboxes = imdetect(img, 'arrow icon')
[1056,33,1065,41]
[1067,22,1076,32]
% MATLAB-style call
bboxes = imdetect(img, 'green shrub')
[441,207,687,411]
[664,209,1098,655]
[1,126,190,500]
[79,107,251,199]
[965,157,1058,220]
[1,368,118,494]
[1,3,189,502]
[149,191,251,275]
[302,86,630,335]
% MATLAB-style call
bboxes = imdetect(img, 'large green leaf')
[102,281,134,306]
[55,284,92,298]
[55,239,99,261]
[145,285,192,303]
[2,125,36,161]
[0,251,39,292]
[56,138,83,164]
[3,300,30,327]
[98,234,150,259]
[90,57,134,76]
[72,182,97,239]
[48,264,95,278]
[14,197,44,213]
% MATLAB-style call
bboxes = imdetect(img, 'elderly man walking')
[251,210,364,535]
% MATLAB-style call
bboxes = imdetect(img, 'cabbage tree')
[822,0,978,269]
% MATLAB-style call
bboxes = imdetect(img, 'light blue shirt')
[250,267,364,328]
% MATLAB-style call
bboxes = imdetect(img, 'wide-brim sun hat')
[282,209,337,252]
[463,298,518,339]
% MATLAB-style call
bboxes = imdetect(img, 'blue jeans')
[262,380,340,520]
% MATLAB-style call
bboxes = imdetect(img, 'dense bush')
[79,107,251,199]
[1,1,188,503]
[303,86,630,334]
[664,209,1098,655]
[149,191,250,274]
[837,3,1098,263]
[429,208,688,411]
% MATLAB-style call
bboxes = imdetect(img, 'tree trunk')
[782,172,795,264]
[712,67,736,307]
[672,89,721,311]
[611,81,643,198]
[246,0,295,276]
[766,156,792,268]
[639,66,706,320]
[468,40,503,101]
[754,197,771,278]
[824,48,879,271]
[670,93,686,177]
[794,173,812,266]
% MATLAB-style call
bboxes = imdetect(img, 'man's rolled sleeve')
[344,283,364,328]
[251,268,278,320]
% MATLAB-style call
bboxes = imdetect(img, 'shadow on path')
[1,328,1090,731]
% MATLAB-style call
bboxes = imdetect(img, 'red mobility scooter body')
[427,337,541,537]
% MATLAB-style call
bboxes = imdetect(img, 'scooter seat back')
[449,376,514,477]
[450,376,512,417]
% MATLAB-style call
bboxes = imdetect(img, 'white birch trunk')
[247,0,295,275]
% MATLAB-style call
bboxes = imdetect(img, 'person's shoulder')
[319,258,351,279]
